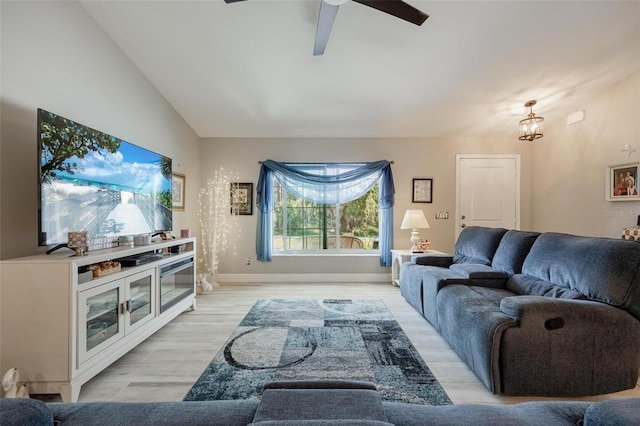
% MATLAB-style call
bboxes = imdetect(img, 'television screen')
[38,109,173,246]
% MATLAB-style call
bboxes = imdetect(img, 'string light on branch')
[197,166,240,291]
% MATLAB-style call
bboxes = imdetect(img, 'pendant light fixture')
[518,100,544,141]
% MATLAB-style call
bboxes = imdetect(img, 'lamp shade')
[401,210,430,229]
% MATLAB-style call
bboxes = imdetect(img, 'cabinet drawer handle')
[126,300,131,312]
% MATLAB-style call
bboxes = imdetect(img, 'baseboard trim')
[215,274,391,283]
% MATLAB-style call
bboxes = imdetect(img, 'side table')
[390,249,444,286]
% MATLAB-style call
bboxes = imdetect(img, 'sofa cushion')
[505,274,587,299]
[50,401,259,426]
[436,285,518,392]
[0,398,53,426]
[420,269,471,329]
[400,262,436,314]
[453,227,508,265]
[522,233,640,319]
[584,398,640,426]
[383,400,591,426]
[491,230,540,275]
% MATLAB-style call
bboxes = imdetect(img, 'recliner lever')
[544,317,565,330]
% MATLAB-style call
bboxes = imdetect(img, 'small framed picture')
[172,172,186,211]
[606,163,639,201]
[412,178,433,203]
[231,182,253,215]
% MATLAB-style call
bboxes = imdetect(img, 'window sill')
[274,251,380,257]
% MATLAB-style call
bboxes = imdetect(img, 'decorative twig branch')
[197,166,240,292]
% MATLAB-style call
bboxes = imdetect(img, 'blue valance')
[256,159,395,266]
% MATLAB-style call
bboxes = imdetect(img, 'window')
[273,182,379,252]
[256,159,394,265]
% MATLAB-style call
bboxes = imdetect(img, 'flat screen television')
[38,109,173,246]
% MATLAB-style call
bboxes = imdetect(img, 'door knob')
[461,215,466,220]
[461,224,466,228]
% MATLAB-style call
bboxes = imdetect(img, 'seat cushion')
[420,268,470,329]
[399,262,433,314]
[436,285,518,392]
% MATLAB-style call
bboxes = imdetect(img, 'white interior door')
[455,155,520,238]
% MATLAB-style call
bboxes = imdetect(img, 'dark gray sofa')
[399,226,640,397]
[2,380,639,425]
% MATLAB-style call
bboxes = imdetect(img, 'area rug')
[184,299,452,405]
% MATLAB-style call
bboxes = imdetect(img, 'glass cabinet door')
[125,269,155,332]
[78,279,125,365]
[159,257,194,314]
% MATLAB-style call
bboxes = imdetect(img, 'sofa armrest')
[253,381,389,424]
[500,296,632,327]
[0,399,53,426]
[584,398,640,426]
[498,296,640,396]
[411,254,453,268]
[449,264,508,279]
[264,380,377,391]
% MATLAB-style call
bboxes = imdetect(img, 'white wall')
[3,0,633,275]
[0,1,201,260]
[531,70,640,236]
[200,137,531,277]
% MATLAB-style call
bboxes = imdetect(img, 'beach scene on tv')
[38,110,173,246]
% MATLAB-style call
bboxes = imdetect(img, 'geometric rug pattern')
[184,299,452,405]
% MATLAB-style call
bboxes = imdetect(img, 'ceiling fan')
[223,0,429,56]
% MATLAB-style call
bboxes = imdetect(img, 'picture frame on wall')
[172,172,186,211]
[412,178,433,203]
[231,182,253,215]
[606,162,639,201]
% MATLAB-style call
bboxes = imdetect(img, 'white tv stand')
[0,237,196,402]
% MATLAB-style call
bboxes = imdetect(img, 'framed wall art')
[606,162,639,201]
[172,172,186,211]
[231,182,253,215]
[412,178,433,203]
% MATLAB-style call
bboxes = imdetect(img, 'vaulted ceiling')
[81,1,640,138]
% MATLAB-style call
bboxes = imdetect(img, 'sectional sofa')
[2,380,640,425]
[399,226,640,397]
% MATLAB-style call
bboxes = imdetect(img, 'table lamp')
[400,209,430,252]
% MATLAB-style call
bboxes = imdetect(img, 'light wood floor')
[76,282,640,405]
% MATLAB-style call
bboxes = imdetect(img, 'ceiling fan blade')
[314,0,340,56]
[352,0,428,26]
